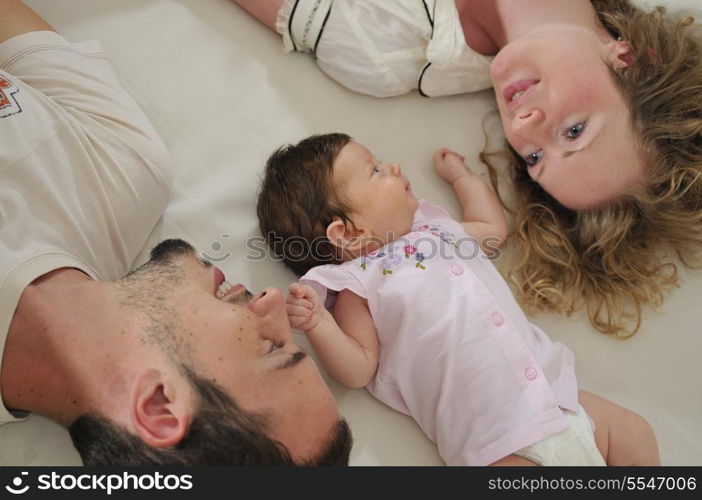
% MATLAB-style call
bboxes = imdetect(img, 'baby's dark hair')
[257,133,353,276]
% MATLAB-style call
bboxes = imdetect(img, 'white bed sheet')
[1,0,700,466]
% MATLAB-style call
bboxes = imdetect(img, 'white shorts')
[514,405,606,466]
[275,0,493,97]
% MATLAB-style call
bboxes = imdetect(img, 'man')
[0,0,350,465]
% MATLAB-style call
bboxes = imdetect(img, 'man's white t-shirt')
[0,31,171,424]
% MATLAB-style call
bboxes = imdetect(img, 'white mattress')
[1,0,700,466]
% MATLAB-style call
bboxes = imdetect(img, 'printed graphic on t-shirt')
[0,74,21,118]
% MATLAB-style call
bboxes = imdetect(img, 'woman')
[233,0,702,336]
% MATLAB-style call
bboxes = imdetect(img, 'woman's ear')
[607,39,635,69]
[326,218,367,258]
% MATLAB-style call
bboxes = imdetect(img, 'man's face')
[137,239,340,462]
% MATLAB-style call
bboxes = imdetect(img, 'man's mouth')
[216,280,252,303]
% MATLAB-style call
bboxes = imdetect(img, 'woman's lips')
[503,79,539,111]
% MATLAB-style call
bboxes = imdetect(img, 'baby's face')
[332,141,419,249]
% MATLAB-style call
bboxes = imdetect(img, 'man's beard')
[114,239,196,362]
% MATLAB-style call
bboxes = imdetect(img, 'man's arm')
[0,0,54,45]
[433,148,509,251]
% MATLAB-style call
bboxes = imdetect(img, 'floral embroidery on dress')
[414,221,459,248]
[359,244,427,275]
[437,230,458,248]
[381,253,403,275]
[360,250,386,271]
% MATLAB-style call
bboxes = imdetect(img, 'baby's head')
[257,133,418,276]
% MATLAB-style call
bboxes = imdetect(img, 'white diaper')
[275,0,493,97]
[514,405,606,466]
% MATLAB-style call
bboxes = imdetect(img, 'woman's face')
[490,25,646,209]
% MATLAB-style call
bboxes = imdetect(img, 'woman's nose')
[512,109,544,135]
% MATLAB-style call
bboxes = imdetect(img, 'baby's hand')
[433,148,470,183]
[286,283,326,333]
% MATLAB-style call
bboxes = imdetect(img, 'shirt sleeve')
[413,199,457,225]
[301,263,367,310]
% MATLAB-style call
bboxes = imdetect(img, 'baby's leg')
[579,390,660,465]
[231,0,285,31]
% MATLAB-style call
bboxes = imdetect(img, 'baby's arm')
[287,283,379,389]
[433,148,508,250]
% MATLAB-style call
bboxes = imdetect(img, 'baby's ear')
[326,218,366,256]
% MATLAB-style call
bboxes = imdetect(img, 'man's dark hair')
[257,133,353,276]
[69,366,352,465]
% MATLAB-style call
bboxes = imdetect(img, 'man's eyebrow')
[275,350,307,370]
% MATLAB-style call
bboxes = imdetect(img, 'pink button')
[450,264,464,276]
[525,367,538,381]
[491,311,505,326]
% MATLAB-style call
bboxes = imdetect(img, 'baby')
[256,133,660,466]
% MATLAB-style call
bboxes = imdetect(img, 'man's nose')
[248,286,292,340]
[248,286,284,317]
[512,109,544,135]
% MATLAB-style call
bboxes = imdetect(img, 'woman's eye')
[523,150,543,167]
[565,122,586,139]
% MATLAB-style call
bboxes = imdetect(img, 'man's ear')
[607,39,635,69]
[130,369,193,448]
[326,218,368,256]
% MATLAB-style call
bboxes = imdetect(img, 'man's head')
[69,239,352,465]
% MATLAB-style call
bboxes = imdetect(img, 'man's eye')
[523,150,543,166]
[565,122,586,139]
[269,341,284,353]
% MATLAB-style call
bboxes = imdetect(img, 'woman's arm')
[433,148,508,251]
[287,283,379,389]
[231,0,284,32]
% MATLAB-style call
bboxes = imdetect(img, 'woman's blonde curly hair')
[483,0,702,337]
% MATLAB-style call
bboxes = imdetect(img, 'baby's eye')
[565,122,586,140]
[372,166,381,174]
[523,150,544,167]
